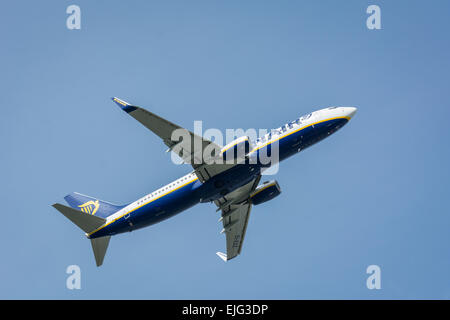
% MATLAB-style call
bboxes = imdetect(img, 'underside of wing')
[215,176,261,261]
[113,97,235,182]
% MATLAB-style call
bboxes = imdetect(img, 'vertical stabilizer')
[64,192,126,219]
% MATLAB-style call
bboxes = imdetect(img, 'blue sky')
[1,0,450,299]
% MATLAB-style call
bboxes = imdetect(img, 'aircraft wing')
[215,175,261,261]
[112,97,234,182]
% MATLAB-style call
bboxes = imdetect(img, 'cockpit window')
[328,107,337,109]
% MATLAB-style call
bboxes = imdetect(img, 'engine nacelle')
[250,180,281,205]
[220,136,253,162]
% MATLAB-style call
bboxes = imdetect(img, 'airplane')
[52,98,357,266]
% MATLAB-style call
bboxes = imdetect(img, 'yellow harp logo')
[78,200,100,215]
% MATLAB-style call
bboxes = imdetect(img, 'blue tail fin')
[64,192,126,219]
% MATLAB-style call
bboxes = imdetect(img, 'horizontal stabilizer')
[52,203,106,234]
[90,236,111,267]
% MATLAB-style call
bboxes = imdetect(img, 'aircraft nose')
[344,107,357,119]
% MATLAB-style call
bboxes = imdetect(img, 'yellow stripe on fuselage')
[88,177,199,236]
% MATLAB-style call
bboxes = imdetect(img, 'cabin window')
[301,113,312,121]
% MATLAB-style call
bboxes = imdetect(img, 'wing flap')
[221,202,252,260]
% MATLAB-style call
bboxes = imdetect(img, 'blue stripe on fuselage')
[90,178,202,238]
[248,116,349,166]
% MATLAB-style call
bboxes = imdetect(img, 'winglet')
[111,97,137,113]
[216,251,228,262]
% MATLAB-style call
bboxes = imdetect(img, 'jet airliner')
[52,98,356,266]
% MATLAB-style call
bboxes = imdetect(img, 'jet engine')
[250,180,281,205]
